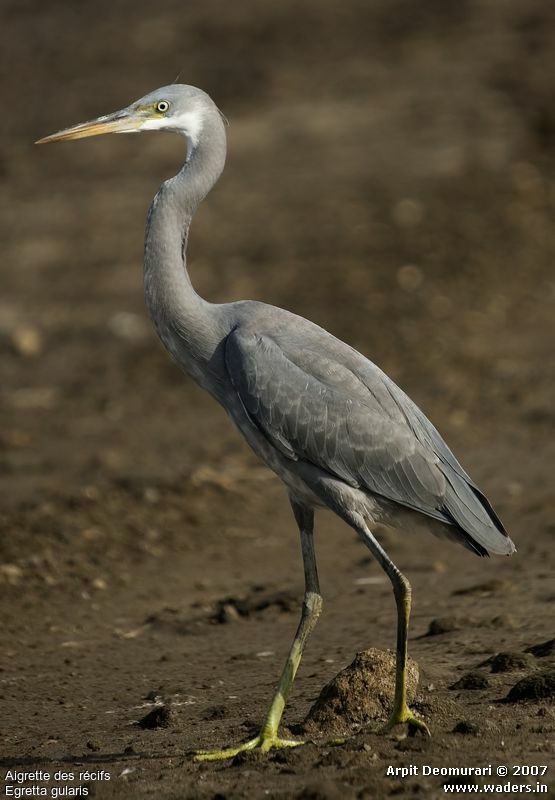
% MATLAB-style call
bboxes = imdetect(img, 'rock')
[487,652,534,673]
[214,601,242,623]
[138,705,174,729]
[10,325,43,358]
[505,672,555,703]
[0,564,24,585]
[212,590,299,623]
[453,720,480,735]
[303,648,419,737]
[525,639,555,659]
[450,672,489,690]
[86,740,100,751]
[425,617,463,636]
[485,614,517,630]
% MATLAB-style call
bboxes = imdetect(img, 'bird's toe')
[382,705,431,737]
[193,733,304,762]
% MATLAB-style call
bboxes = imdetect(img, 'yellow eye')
[155,100,170,114]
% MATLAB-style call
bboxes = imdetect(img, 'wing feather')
[226,329,444,510]
[224,325,514,556]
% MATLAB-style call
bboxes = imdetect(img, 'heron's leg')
[195,498,322,761]
[351,513,430,735]
[257,500,322,741]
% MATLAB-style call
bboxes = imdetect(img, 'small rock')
[212,590,299,623]
[215,601,242,623]
[450,672,489,691]
[425,617,463,636]
[138,705,174,729]
[486,614,516,630]
[0,564,24,584]
[525,639,555,659]
[119,767,135,778]
[10,325,43,358]
[143,487,160,504]
[304,648,419,737]
[204,704,227,720]
[453,720,480,735]
[505,672,555,703]
[487,652,534,673]
[86,740,100,751]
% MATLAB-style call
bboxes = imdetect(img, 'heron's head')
[36,85,216,148]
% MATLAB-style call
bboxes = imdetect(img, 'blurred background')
[1,0,554,792]
[2,0,553,549]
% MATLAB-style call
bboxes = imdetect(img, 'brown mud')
[1,0,554,797]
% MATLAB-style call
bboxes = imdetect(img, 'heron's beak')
[36,109,142,144]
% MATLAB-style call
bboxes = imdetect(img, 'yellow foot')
[383,706,431,737]
[194,733,304,762]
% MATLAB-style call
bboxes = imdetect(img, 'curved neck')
[143,107,227,388]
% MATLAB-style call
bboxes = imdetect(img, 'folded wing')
[225,327,515,556]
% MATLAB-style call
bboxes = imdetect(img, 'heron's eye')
[155,100,170,114]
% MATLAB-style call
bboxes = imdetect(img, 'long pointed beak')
[36,109,142,144]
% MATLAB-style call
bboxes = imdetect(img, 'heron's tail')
[441,464,516,557]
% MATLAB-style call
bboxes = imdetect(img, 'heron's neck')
[143,110,227,388]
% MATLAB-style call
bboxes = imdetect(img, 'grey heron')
[37,85,516,759]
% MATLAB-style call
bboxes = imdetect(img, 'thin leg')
[195,496,323,761]
[349,511,430,735]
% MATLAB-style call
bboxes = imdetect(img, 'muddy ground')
[1,0,554,797]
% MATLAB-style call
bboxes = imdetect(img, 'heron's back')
[221,301,515,558]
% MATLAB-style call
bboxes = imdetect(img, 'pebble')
[10,325,43,358]
[0,564,23,584]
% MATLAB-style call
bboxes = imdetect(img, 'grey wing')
[356,365,513,552]
[225,328,515,557]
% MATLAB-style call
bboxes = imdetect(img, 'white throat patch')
[140,109,205,149]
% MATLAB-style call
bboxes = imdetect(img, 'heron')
[37,85,516,760]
